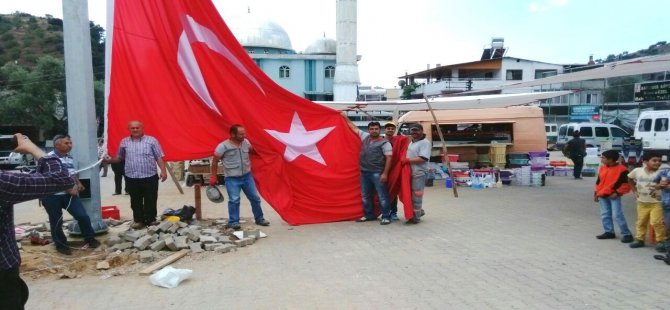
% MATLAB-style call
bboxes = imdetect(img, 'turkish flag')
[106,0,366,224]
[386,136,415,220]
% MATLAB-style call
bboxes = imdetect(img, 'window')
[578,127,593,137]
[595,127,609,137]
[559,126,567,136]
[325,65,335,78]
[534,69,557,79]
[638,119,652,132]
[654,118,669,132]
[545,125,550,133]
[567,126,574,137]
[611,127,628,137]
[586,94,592,104]
[279,65,290,78]
[506,70,522,80]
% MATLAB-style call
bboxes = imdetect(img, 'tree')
[0,55,66,134]
[402,82,419,99]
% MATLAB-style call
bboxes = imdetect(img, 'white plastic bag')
[149,266,192,288]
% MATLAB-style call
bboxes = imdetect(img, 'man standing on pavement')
[1,134,75,310]
[40,135,101,255]
[106,121,167,229]
[384,122,400,221]
[209,124,270,230]
[563,131,586,179]
[401,123,431,224]
[344,116,394,225]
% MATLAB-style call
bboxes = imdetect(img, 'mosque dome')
[228,13,293,52]
[304,37,337,55]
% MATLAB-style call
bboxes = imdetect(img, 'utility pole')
[62,0,107,233]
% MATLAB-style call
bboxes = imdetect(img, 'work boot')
[56,247,72,256]
[655,241,667,253]
[629,240,645,248]
[620,235,634,243]
[84,238,101,249]
[225,223,241,230]
[131,222,145,230]
[255,219,270,226]
[596,232,616,240]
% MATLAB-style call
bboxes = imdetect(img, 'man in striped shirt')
[107,121,167,229]
[40,135,101,255]
[0,134,75,310]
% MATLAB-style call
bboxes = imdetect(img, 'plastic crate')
[508,158,529,165]
[102,206,120,220]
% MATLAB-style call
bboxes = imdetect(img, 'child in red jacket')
[594,149,633,242]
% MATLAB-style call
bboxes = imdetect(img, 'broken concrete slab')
[174,236,189,250]
[176,221,188,228]
[122,231,142,242]
[214,244,237,254]
[199,235,217,244]
[133,235,153,251]
[201,229,219,235]
[139,250,154,263]
[234,240,246,247]
[164,237,178,251]
[111,242,133,251]
[204,243,223,251]
[149,239,166,251]
[157,221,173,232]
[186,231,200,242]
[105,236,123,246]
[189,242,204,253]
[96,261,110,270]
[147,226,160,235]
[167,223,179,234]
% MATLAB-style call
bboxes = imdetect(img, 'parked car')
[634,110,670,160]
[556,122,629,151]
[0,151,27,170]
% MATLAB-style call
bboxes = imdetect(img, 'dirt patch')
[19,218,263,281]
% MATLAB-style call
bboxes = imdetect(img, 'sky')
[1,0,668,88]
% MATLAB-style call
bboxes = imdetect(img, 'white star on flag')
[265,112,335,165]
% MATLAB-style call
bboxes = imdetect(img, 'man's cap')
[384,122,396,128]
[409,123,423,130]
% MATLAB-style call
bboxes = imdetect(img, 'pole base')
[67,219,109,235]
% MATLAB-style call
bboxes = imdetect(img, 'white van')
[556,122,629,150]
[545,123,558,145]
[634,111,670,157]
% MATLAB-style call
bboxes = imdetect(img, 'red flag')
[106,0,364,225]
[386,136,415,220]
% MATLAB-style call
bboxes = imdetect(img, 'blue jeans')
[41,194,95,248]
[663,203,670,230]
[224,173,264,225]
[360,171,392,220]
[598,197,632,236]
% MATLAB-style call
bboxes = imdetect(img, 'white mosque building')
[227,0,360,102]
[228,14,338,101]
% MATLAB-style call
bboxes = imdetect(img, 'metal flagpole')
[62,0,108,233]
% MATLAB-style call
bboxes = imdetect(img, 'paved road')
[16,174,668,309]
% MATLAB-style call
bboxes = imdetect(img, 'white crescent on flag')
[177,15,265,115]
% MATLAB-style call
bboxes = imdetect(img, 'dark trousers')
[571,155,584,178]
[41,195,95,248]
[125,175,159,224]
[390,197,398,215]
[0,268,29,310]
[111,162,125,194]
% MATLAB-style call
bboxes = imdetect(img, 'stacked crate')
[490,143,507,168]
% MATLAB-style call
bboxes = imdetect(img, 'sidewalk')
[18,173,667,309]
